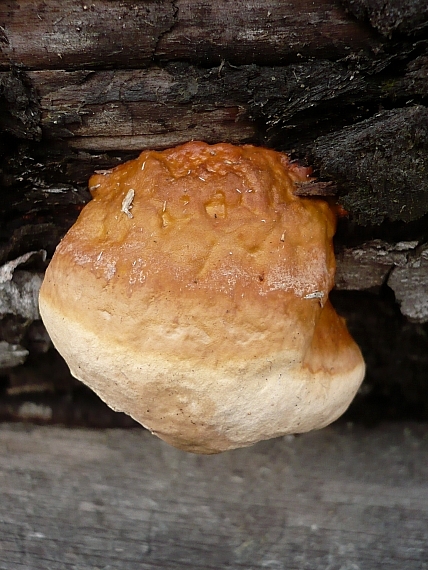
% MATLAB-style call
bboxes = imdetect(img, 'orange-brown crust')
[47,142,341,363]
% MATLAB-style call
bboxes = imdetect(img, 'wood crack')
[152,0,180,62]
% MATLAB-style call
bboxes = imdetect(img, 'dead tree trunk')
[0,0,427,425]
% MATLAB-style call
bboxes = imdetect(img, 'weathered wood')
[24,61,369,152]
[27,67,257,151]
[331,288,428,424]
[336,240,414,291]
[1,422,428,569]
[155,0,379,66]
[389,243,428,322]
[0,0,176,70]
[390,54,428,100]
[0,0,380,70]
[335,240,428,322]
[23,58,428,152]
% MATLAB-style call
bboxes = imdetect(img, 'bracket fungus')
[39,141,365,453]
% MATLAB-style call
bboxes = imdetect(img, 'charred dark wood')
[26,66,257,151]
[311,106,428,224]
[341,0,428,36]
[25,61,369,152]
[0,70,40,139]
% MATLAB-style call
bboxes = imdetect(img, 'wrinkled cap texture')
[39,141,365,453]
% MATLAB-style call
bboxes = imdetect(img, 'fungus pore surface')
[39,141,365,453]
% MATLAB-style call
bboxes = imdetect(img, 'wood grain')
[0,0,175,70]
[0,422,427,569]
[0,0,379,70]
